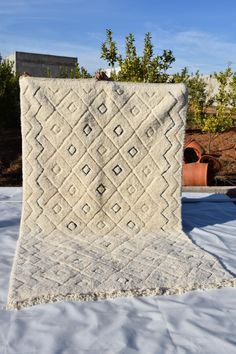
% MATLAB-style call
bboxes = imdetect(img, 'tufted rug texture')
[7,77,235,310]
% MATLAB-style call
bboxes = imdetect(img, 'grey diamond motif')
[127,220,135,229]
[82,203,90,214]
[52,164,61,175]
[146,127,155,138]
[97,145,107,156]
[142,204,149,213]
[93,267,103,274]
[144,256,154,261]
[68,102,77,113]
[101,241,111,247]
[112,165,122,176]
[98,103,107,114]
[128,147,138,158]
[114,125,123,136]
[83,124,92,136]
[67,221,77,231]
[116,88,124,95]
[52,124,61,134]
[118,277,129,283]
[68,185,76,195]
[97,184,106,195]
[128,185,136,194]
[97,221,106,229]
[82,164,91,175]
[112,203,121,213]
[68,144,76,155]
[53,204,62,214]
[131,106,140,116]
[122,248,132,255]
[143,166,151,176]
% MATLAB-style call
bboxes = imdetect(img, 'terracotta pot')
[184,147,199,163]
[184,139,205,163]
[199,155,222,173]
[183,162,208,186]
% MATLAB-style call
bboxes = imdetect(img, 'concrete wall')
[6,51,78,78]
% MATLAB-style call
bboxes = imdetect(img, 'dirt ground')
[0,127,235,187]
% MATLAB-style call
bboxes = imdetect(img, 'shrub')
[0,59,20,129]
[100,29,119,77]
[200,68,234,152]
[100,29,175,83]
[173,68,209,126]
[173,67,235,152]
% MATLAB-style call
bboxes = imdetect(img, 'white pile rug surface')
[7,77,235,310]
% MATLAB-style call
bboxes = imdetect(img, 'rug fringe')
[7,278,236,310]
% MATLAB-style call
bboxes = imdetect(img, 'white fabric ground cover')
[1,188,236,353]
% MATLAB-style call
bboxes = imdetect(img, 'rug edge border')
[6,277,236,311]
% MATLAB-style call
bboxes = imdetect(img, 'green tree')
[118,33,143,82]
[118,32,175,83]
[229,70,236,110]
[196,68,234,153]
[144,49,175,83]
[100,29,175,83]
[173,68,208,111]
[201,67,234,152]
[74,63,92,79]
[214,67,232,108]
[0,59,20,128]
[142,32,153,81]
[101,29,119,77]
[55,63,92,79]
[188,71,208,128]
[58,66,70,78]
[173,66,235,152]
[173,68,209,126]
[172,67,189,84]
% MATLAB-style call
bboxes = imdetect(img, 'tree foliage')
[173,67,209,129]
[74,62,92,79]
[229,70,236,109]
[117,33,143,82]
[0,59,20,128]
[173,68,207,108]
[173,66,235,152]
[100,30,175,83]
[201,67,234,151]
[202,68,234,141]
[45,62,92,79]
[101,29,119,74]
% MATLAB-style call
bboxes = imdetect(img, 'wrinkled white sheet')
[0,187,236,354]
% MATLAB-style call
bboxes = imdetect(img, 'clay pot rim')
[184,139,205,162]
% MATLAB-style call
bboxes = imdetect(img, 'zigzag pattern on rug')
[7,78,235,310]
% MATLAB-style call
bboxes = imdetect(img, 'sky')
[0,0,236,74]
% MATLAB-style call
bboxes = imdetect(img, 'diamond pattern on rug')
[7,78,235,310]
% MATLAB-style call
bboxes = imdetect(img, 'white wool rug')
[7,77,235,310]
